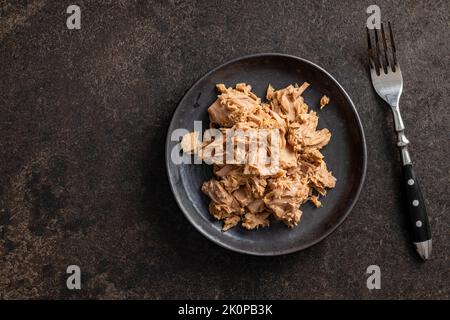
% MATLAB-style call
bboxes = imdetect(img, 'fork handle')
[402,164,431,243]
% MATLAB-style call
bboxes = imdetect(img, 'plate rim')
[165,52,367,256]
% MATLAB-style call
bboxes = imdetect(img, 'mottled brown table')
[1,0,449,299]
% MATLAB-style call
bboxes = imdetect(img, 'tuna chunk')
[208,84,260,127]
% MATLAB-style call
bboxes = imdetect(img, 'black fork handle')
[402,164,431,243]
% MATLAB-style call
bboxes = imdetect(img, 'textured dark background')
[0,0,449,299]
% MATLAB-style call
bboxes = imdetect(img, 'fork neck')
[397,131,412,165]
[390,105,412,165]
[391,104,405,131]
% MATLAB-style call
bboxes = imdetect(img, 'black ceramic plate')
[165,53,366,255]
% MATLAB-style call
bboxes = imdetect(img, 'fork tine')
[374,27,384,75]
[366,27,375,69]
[380,23,389,73]
[388,21,398,70]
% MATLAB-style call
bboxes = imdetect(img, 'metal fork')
[367,22,432,260]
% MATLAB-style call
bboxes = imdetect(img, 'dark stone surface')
[0,0,449,299]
